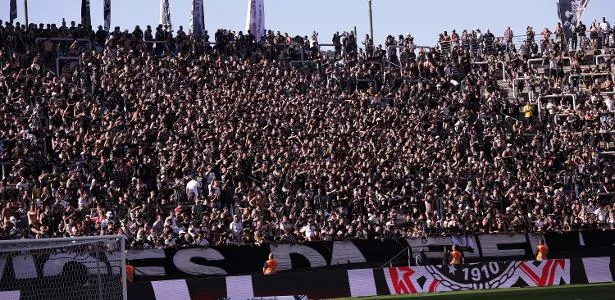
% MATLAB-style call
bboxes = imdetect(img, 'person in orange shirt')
[450,245,463,265]
[125,259,135,283]
[263,253,278,275]
[536,239,549,261]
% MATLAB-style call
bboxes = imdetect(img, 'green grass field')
[343,283,615,300]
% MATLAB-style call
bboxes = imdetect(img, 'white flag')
[160,0,172,30]
[189,0,205,37]
[245,0,266,41]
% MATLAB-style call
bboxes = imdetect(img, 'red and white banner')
[384,259,570,295]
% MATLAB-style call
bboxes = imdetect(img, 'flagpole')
[23,0,29,29]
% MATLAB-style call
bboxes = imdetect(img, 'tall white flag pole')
[160,0,172,30]
[246,0,265,41]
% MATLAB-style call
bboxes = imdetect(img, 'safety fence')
[127,256,615,299]
[109,231,615,280]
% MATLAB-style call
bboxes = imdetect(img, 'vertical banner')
[245,0,266,41]
[81,0,91,27]
[557,0,590,39]
[10,0,17,23]
[103,0,111,31]
[189,0,205,37]
[160,0,172,30]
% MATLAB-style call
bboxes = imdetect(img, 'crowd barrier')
[128,256,615,299]
[1,231,614,299]
[121,231,615,279]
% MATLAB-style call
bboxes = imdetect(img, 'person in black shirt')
[193,198,206,221]
[332,32,341,58]
[415,249,428,266]
[441,247,450,266]
[144,25,153,52]
[132,25,143,41]
[576,21,587,50]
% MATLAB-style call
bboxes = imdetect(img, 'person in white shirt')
[546,101,557,115]
[300,222,316,240]
[599,17,611,43]
[605,95,615,112]
[595,206,607,223]
[229,215,243,237]
[78,196,91,209]
[585,201,597,214]
[186,177,201,199]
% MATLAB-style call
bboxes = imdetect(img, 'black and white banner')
[103,0,111,31]
[128,257,615,299]
[189,0,205,37]
[9,0,17,23]
[2,232,615,299]
[159,0,172,30]
[2,232,613,282]
[557,0,590,39]
[246,0,266,41]
[81,0,91,27]
[125,233,547,279]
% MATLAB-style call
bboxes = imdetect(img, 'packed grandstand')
[0,17,614,250]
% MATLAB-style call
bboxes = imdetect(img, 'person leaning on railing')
[450,245,463,265]
[263,253,278,275]
[535,239,549,261]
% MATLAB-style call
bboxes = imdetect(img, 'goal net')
[0,235,126,300]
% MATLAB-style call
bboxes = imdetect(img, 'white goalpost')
[0,235,127,300]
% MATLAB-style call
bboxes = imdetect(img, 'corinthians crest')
[424,261,520,290]
[384,259,569,295]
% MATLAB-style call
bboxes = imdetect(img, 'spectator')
[415,249,428,266]
[0,19,613,249]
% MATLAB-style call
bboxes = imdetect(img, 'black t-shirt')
[95,29,107,46]
[576,25,586,35]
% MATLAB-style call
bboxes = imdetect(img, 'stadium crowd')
[0,18,614,248]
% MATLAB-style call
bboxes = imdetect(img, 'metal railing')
[538,94,578,121]
[289,60,320,73]
[380,246,411,268]
[568,72,615,92]
[356,78,378,91]
[489,34,532,52]
[512,76,532,99]
[527,57,571,69]
[497,61,508,81]
[34,37,92,51]
[471,61,507,81]
[0,162,12,180]
[317,43,337,59]
[56,56,81,75]
[595,54,612,65]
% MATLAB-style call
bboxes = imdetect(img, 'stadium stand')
[0,19,614,249]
